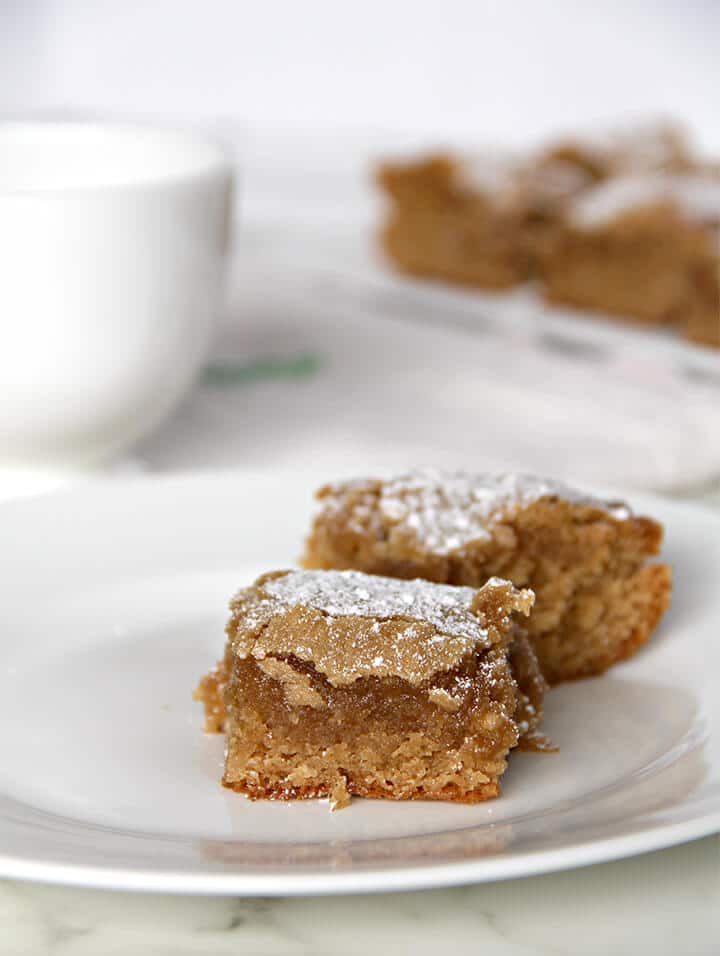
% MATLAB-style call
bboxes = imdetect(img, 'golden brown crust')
[226,569,532,687]
[221,776,500,805]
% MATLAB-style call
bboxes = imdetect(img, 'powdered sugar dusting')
[263,569,489,643]
[328,470,630,557]
[454,149,522,198]
[229,570,529,687]
[522,159,591,202]
[571,173,720,229]
[562,122,687,172]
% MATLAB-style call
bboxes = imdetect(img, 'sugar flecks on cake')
[263,569,491,640]
[321,470,631,556]
[302,470,670,684]
[571,173,720,229]
[228,569,533,688]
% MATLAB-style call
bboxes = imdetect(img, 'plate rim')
[1,469,718,895]
[1,815,718,895]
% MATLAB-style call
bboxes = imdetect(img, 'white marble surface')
[1,836,718,955]
[1,249,718,953]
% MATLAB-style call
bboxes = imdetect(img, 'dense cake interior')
[218,649,516,805]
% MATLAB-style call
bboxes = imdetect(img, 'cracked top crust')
[311,470,631,557]
[226,568,533,687]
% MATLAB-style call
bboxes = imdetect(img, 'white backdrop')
[1,0,718,150]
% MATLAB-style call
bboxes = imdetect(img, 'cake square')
[376,154,533,290]
[195,569,544,808]
[302,471,672,684]
[542,174,720,331]
[375,125,697,296]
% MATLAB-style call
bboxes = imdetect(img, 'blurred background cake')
[378,126,719,347]
[1,1,718,491]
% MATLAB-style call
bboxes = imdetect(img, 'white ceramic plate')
[0,471,718,895]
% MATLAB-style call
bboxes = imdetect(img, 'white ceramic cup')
[0,121,233,472]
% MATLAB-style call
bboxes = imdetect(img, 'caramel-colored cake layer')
[302,471,672,685]
[542,194,718,327]
[195,570,546,808]
[377,155,534,290]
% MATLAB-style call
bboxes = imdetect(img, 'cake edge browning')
[551,561,672,683]
[221,776,500,805]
